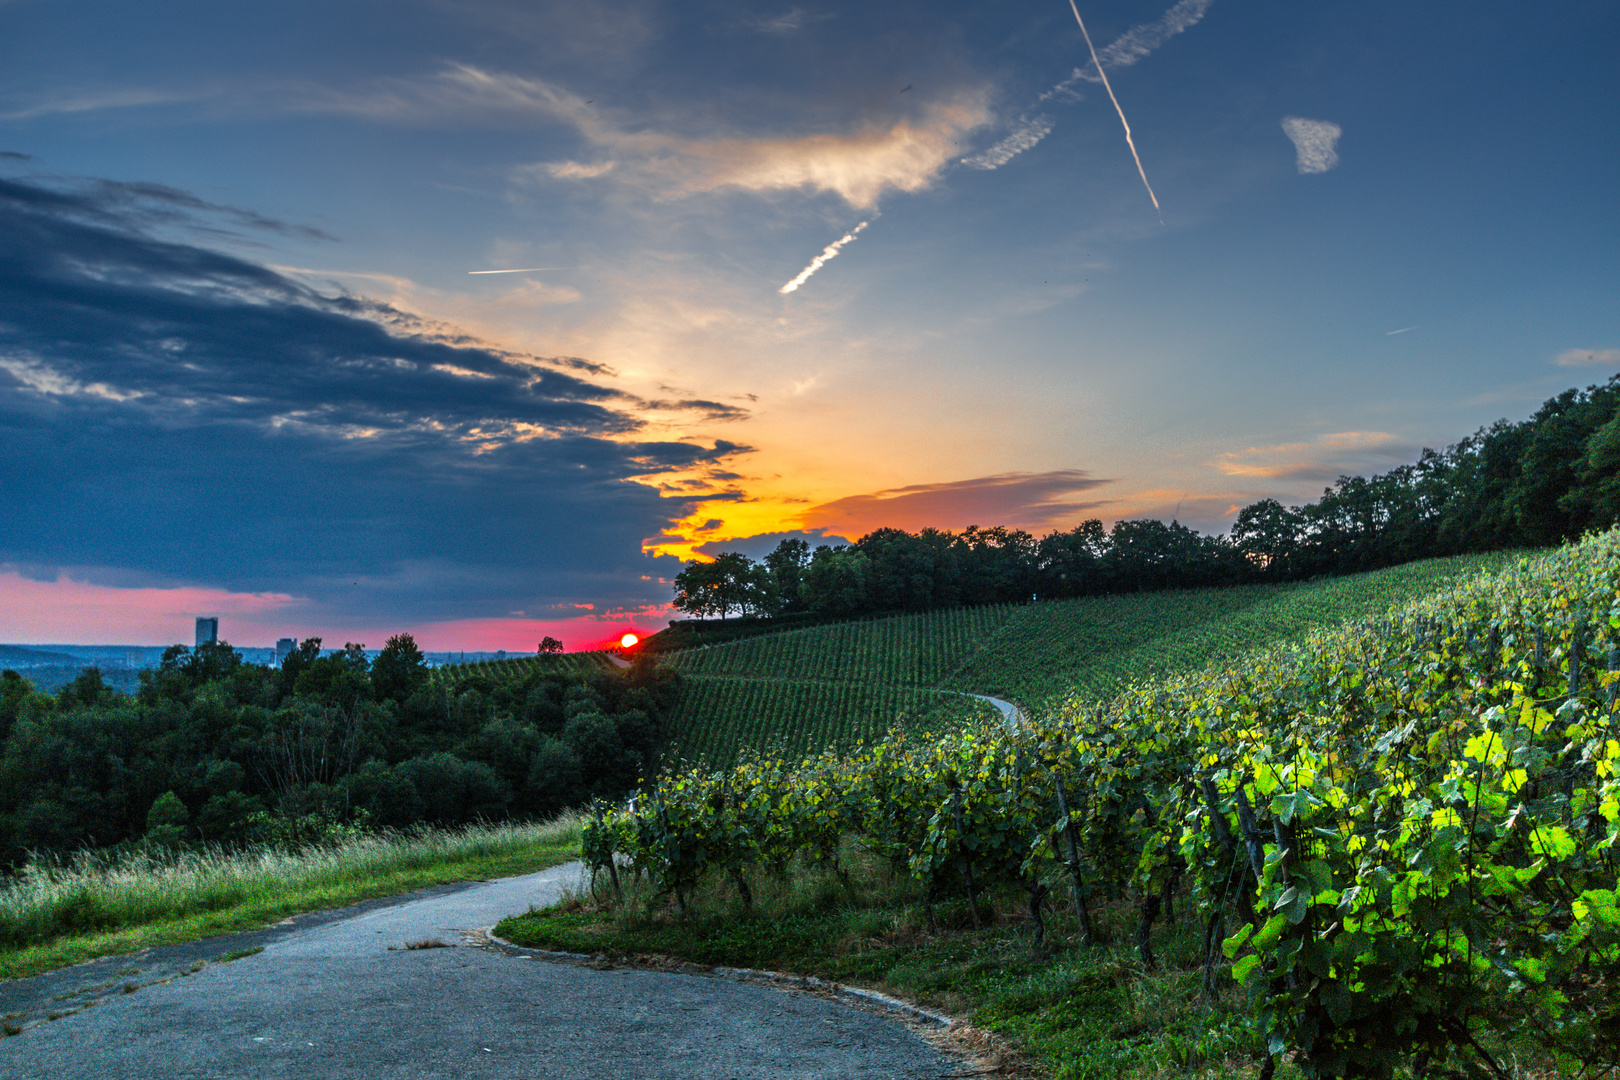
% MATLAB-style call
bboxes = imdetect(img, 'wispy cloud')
[655,100,987,208]
[968,1,1209,181]
[779,220,870,294]
[749,8,826,34]
[545,160,616,179]
[1555,347,1620,367]
[310,64,987,209]
[1039,0,1213,101]
[1282,117,1342,174]
[960,114,1055,170]
[1213,431,1405,481]
[0,88,186,122]
[1082,0,1214,79]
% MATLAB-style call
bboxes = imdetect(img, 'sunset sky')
[2,0,1616,650]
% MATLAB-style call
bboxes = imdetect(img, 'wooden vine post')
[595,800,623,903]
[1052,770,1094,942]
[950,784,982,930]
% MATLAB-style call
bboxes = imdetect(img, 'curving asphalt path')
[950,692,1025,728]
[0,863,961,1080]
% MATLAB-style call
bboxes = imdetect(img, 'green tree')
[1229,498,1304,575]
[805,546,872,617]
[762,538,811,614]
[145,790,190,846]
[372,633,428,703]
[672,559,727,619]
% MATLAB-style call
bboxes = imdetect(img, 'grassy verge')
[0,816,582,980]
[495,848,1276,1080]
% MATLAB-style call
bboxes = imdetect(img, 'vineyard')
[664,676,997,765]
[944,552,1514,709]
[666,603,1021,684]
[427,651,617,688]
[588,535,1620,1078]
[660,555,1505,767]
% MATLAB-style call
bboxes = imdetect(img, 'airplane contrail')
[1386,326,1417,335]
[467,267,573,274]
[779,221,870,295]
[1066,0,1161,216]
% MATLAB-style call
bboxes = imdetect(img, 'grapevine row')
[428,651,615,689]
[667,604,1019,686]
[665,676,997,766]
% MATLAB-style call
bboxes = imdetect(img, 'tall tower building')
[195,617,219,648]
[275,638,296,665]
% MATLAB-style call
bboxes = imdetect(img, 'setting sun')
[620,633,639,649]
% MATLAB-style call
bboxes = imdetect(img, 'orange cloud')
[795,470,1112,537]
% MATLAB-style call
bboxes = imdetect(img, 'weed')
[217,947,263,963]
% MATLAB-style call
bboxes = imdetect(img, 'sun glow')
[620,633,639,648]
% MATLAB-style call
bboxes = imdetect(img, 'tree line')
[674,373,1620,618]
[0,634,677,864]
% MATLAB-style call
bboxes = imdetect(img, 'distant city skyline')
[1,0,1615,650]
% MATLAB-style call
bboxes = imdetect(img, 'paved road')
[0,863,961,1079]
[951,691,1025,727]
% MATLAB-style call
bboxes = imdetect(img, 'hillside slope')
[660,550,1513,764]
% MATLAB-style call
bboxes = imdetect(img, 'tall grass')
[0,816,582,977]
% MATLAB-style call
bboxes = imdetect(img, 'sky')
[1,0,1616,650]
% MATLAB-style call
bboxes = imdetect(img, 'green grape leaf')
[1223,922,1255,958]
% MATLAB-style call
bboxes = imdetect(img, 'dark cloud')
[0,174,746,623]
[0,175,336,242]
[642,398,751,422]
[691,528,854,561]
[798,471,1113,536]
[0,152,33,162]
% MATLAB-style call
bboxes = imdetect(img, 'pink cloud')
[0,573,676,653]
[0,571,301,646]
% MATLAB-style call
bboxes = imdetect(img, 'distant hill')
[0,645,81,668]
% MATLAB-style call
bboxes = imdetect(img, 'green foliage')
[371,633,429,703]
[143,791,190,846]
[590,531,1620,1078]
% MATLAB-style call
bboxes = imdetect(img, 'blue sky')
[1,0,1615,647]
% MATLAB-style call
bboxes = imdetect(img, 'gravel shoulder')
[0,862,964,1079]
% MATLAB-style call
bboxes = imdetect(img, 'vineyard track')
[0,864,962,1080]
